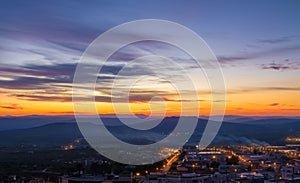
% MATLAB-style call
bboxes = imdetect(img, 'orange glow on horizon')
[0,88,299,117]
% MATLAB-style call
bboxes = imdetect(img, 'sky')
[0,0,299,116]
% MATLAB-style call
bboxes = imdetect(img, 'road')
[162,151,180,173]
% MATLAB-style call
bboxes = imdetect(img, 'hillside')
[0,117,298,148]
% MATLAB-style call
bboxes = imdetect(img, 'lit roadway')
[162,151,180,173]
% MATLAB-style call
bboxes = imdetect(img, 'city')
[0,136,299,183]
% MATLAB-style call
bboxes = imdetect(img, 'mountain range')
[0,115,298,148]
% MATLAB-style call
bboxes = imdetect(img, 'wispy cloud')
[217,56,250,63]
[228,86,300,94]
[0,63,76,89]
[269,103,280,106]
[260,60,300,70]
[11,89,199,103]
[218,45,300,64]
[257,36,295,44]
[0,104,23,110]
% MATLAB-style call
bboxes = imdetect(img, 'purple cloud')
[260,60,300,70]
[257,36,295,44]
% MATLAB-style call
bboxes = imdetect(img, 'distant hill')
[214,119,299,145]
[0,114,150,131]
[0,116,298,148]
[0,123,81,147]
[0,115,75,131]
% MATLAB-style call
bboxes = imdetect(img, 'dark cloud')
[0,64,76,89]
[108,49,144,62]
[269,103,279,106]
[12,92,154,103]
[218,45,300,63]
[228,86,300,94]
[261,63,289,70]
[47,39,90,53]
[0,60,177,104]
[0,63,144,90]
[0,77,62,90]
[12,87,199,104]
[14,94,72,102]
[257,36,295,44]
[217,56,251,63]
[0,104,23,110]
[99,64,124,75]
[24,64,76,78]
[260,60,300,70]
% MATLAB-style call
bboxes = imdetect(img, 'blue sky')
[1,0,300,63]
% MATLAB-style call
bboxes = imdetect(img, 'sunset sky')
[0,0,299,116]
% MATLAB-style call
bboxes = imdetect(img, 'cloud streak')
[260,60,300,70]
[0,64,76,89]
[218,45,300,64]
[228,86,300,94]
[257,36,295,44]
[0,104,23,110]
